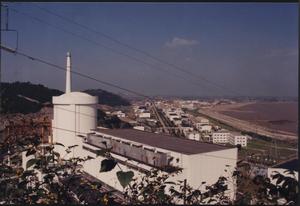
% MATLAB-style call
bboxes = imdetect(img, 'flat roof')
[273,158,298,171]
[94,129,234,155]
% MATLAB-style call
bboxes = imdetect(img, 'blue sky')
[1,2,298,97]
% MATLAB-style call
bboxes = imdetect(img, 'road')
[150,104,169,134]
[198,109,297,142]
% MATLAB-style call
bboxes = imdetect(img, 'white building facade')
[81,129,238,203]
[51,52,98,158]
[228,134,248,147]
[212,131,231,144]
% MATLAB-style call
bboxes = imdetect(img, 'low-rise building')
[112,111,126,118]
[181,126,194,136]
[82,128,238,203]
[197,124,212,133]
[133,126,145,131]
[172,118,182,126]
[196,117,210,125]
[228,133,248,147]
[186,132,201,141]
[212,130,231,144]
[212,131,248,147]
[138,112,151,118]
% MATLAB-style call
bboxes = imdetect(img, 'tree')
[0,130,298,205]
[0,136,116,204]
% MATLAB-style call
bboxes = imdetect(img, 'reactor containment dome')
[52,52,98,157]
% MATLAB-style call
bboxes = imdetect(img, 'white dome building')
[52,52,98,157]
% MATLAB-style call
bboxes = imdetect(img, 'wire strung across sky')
[5,6,213,95]
[30,3,243,96]
[1,48,239,162]
[1,45,150,99]
[6,4,243,96]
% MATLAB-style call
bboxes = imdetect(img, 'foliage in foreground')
[0,134,298,205]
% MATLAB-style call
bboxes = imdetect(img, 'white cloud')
[165,37,199,48]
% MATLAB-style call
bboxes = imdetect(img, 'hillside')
[0,82,131,114]
[84,89,131,106]
[1,82,63,114]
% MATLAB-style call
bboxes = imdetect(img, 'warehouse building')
[81,128,238,202]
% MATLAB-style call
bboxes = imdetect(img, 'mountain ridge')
[0,82,131,114]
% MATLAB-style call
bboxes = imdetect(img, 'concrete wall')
[183,148,238,201]
[82,136,237,202]
[87,134,169,168]
[52,104,97,157]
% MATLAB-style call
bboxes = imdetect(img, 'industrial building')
[51,52,98,157]
[22,52,238,203]
[81,128,238,202]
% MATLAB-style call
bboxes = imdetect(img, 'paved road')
[150,105,169,134]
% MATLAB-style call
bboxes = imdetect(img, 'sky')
[1,2,298,97]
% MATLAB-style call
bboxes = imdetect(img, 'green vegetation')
[187,109,297,162]
[1,132,298,205]
[84,89,130,106]
[1,82,63,114]
[0,82,131,115]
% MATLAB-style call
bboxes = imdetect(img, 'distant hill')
[0,82,131,114]
[1,82,63,114]
[84,89,131,106]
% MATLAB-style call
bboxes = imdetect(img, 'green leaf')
[164,181,176,185]
[0,166,13,174]
[55,142,65,147]
[26,158,39,169]
[26,148,36,157]
[116,171,134,188]
[36,189,45,196]
[53,151,60,158]
[276,176,284,185]
[100,159,117,172]
[283,169,295,175]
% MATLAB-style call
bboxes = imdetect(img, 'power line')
[1,45,150,99]
[6,6,215,95]
[1,45,172,135]
[7,4,241,96]
[30,3,243,96]
[1,46,239,161]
